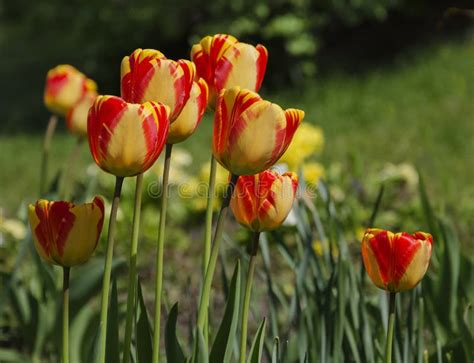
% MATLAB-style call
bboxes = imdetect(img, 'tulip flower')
[361,228,433,363]
[121,49,194,122]
[231,170,298,232]
[28,196,104,363]
[167,78,208,144]
[361,228,433,292]
[191,34,268,107]
[87,95,170,177]
[28,197,105,267]
[213,87,305,176]
[230,169,298,362]
[66,92,97,136]
[44,64,97,116]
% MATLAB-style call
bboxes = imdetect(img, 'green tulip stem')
[197,173,239,331]
[203,156,217,278]
[385,292,397,363]
[152,143,173,363]
[202,154,217,344]
[62,267,70,363]
[239,231,260,363]
[98,176,124,363]
[39,115,58,196]
[123,173,144,363]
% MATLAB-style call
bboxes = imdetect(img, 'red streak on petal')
[35,201,75,258]
[368,231,392,285]
[140,103,169,171]
[122,51,157,103]
[255,45,268,92]
[392,233,421,284]
[88,97,128,166]
[46,73,69,98]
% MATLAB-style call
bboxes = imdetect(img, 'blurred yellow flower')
[312,240,324,256]
[147,148,193,185]
[0,217,27,241]
[303,162,325,185]
[279,123,324,168]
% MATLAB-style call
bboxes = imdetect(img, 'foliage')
[0,0,462,132]
[0,156,472,361]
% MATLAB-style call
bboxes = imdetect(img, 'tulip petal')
[168,78,208,144]
[44,65,97,116]
[393,232,432,291]
[61,196,105,266]
[231,170,298,232]
[121,49,193,121]
[88,96,170,177]
[30,200,76,264]
[362,228,433,292]
[215,42,268,95]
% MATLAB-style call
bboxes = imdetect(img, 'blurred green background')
[1,1,473,361]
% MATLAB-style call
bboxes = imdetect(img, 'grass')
[1,35,473,222]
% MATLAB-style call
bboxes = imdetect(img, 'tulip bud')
[231,170,298,232]
[213,87,304,176]
[121,49,195,122]
[66,92,97,136]
[88,95,170,177]
[361,228,433,292]
[28,197,105,267]
[191,34,268,107]
[167,79,208,144]
[44,65,97,116]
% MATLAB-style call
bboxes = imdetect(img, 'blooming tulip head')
[361,228,433,292]
[213,87,304,176]
[88,95,170,177]
[44,65,97,116]
[28,197,105,267]
[231,169,298,232]
[121,49,195,121]
[66,92,97,136]
[167,78,208,144]
[191,34,268,107]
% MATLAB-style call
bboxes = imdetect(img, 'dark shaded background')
[1,0,472,133]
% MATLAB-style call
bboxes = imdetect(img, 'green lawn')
[1,36,473,221]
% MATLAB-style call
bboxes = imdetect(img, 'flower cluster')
[31,32,433,363]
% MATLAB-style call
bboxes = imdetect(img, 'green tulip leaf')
[210,260,241,363]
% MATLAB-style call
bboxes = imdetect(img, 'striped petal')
[213,87,303,175]
[191,34,267,107]
[215,42,268,96]
[28,197,105,267]
[231,170,298,232]
[66,91,97,136]
[88,95,170,177]
[44,65,97,116]
[168,78,208,144]
[121,49,194,121]
[361,228,433,292]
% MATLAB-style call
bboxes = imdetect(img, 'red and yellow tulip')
[231,170,298,232]
[121,49,195,122]
[44,65,97,116]
[28,197,105,267]
[167,78,208,144]
[361,228,433,292]
[213,87,304,175]
[66,91,97,136]
[191,34,268,107]
[87,95,170,177]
